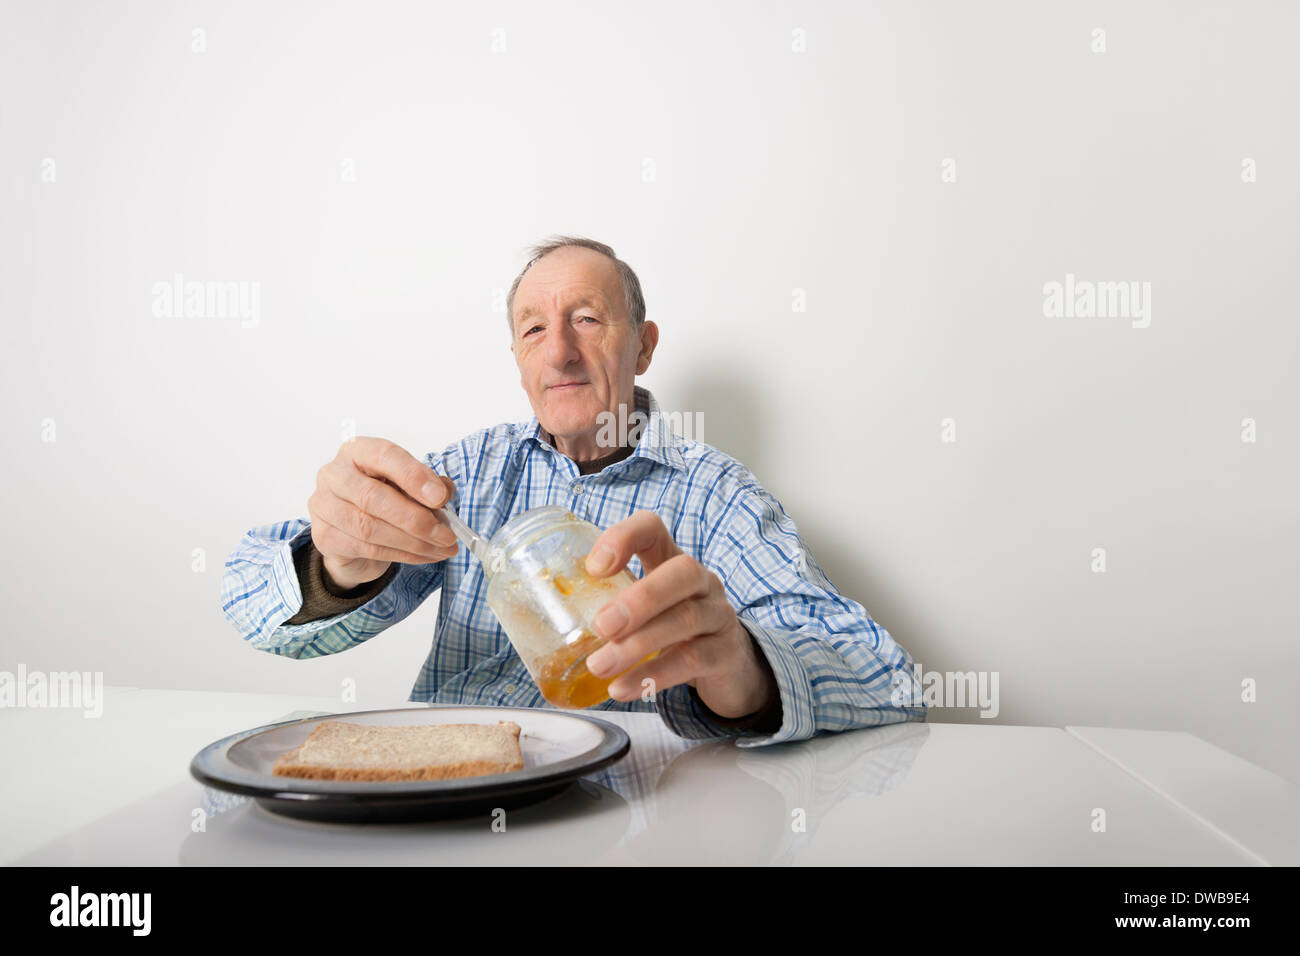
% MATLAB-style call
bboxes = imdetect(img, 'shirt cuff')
[654,617,815,748]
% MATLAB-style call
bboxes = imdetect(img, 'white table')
[3,686,1296,865]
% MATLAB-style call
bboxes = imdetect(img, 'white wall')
[2,0,1296,784]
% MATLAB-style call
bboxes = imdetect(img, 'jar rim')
[488,505,585,555]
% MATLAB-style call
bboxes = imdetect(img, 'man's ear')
[635,320,659,374]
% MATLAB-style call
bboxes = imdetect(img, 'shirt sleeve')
[655,478,928,748]
[219,445,461,659]
[283,537,401,625]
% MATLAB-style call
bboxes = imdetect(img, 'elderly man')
[222,236,926,746]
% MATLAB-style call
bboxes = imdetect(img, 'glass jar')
[483,505,657,709]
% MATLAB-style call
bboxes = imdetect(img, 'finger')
[584,509,681,579]
[311,511,454,566]
[326,459,456,547]
[345,437,454,510]
[310,486,454,559]
[589,552,715,642]
[606,636,726,701]
[587,594,731,678]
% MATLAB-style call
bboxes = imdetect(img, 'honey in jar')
[483,506,659,709]
[534,628,659,709]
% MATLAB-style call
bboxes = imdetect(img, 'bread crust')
[271,720,524,782]
[271,759,521,782]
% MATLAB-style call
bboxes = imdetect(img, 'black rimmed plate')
[190,704,630,823]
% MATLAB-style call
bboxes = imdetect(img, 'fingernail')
[586,646,615,677]
[586,546,615,576]
[592,603,628,639]
[422,480,445,506]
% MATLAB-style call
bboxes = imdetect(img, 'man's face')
[510,246,657,457]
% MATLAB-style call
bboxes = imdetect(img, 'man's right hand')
[307,438,459,591]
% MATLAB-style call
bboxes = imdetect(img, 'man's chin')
[539,387,611,438]
[546,407,604,438]
[544,391,593,413]
[545,419,591,440]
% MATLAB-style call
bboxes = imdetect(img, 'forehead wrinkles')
[515,283,613,323]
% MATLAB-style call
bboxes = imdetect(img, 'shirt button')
[503,683,517,695]
[571,482,584,495]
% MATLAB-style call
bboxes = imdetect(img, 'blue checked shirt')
[221,385,927,747]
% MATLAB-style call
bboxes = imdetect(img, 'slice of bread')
[271,720,525,782]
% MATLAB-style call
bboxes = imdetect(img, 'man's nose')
[543,318,581,367]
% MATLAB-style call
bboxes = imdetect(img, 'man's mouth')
[548,382,588,391]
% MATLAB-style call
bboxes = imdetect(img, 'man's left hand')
[581,510,779,720]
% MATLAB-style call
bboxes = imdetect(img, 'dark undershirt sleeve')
[283,538,401,625]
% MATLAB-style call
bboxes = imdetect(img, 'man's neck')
[542,391,641,473]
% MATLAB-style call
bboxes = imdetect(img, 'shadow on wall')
[675,371,941,705]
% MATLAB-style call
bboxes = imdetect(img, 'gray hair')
[505,235,646,335]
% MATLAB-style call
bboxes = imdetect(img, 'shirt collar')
[514,384,688,474]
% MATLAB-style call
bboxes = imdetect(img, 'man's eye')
[579,315,598,323]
